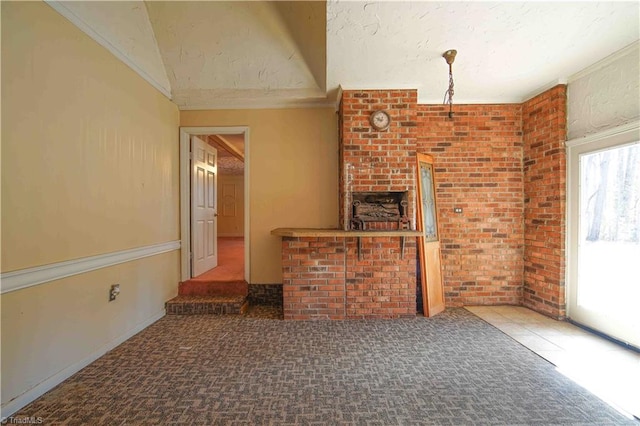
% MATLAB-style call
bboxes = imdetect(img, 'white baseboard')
[0,309,166,417]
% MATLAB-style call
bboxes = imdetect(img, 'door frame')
[566,120,639,334]
[179,126,250,282]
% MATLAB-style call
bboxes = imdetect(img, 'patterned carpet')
[12,308,636,425]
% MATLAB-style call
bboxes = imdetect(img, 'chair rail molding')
[1,241,181,295]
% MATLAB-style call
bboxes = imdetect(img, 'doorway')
[567,123,640,348]
[179,127,250,283]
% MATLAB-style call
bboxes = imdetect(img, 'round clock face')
[370,110,390,130]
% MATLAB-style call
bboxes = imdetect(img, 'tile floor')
[466,305,640,421]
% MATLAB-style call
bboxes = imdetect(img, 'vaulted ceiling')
[48,1,639,109]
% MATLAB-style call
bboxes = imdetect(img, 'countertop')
[270,228,422,237]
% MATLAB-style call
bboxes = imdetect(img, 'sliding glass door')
[567,126,640,348]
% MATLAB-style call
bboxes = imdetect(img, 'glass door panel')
[573,143,640,347]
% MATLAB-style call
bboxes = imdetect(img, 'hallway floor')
[191,237,244,282]
[466,305,640,420]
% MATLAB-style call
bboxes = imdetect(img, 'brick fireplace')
[272,89,422,320]
[339,90,418,230]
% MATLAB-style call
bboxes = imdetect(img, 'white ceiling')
[48,0,639,109]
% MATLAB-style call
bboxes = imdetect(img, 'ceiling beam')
[207,135,244,162]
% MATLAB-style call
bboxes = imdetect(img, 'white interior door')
[191,136,218,277]
[568,131,640,348]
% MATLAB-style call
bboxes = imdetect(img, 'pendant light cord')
[443,63,455,118]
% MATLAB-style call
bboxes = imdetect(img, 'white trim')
[565,120,640,149]
[565,121,640,341]
[178,100,333,111]
[244,127,251,283]
[335,86,344,112]
[44,0,172,99]
[243,129,251,284]
[179,127,251,283]
[0,309,165,417]
[180,130,192,282]
[568,41,640,83]
[1,241,181,295]
[520,78,568,104]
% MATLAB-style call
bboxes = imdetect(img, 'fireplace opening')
[350,191,410,230]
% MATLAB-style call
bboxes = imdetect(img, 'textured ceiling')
[47,0,640,109]
[327,1,640,104]
[217,156,245,176]
[145,1,326,109]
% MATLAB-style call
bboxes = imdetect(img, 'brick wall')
[282,237,346,320]
[340,90,418,230]
[248,284,283,306]
[345,237,417,318]
[325,86,567,316]
[281,236,416,320]
[522,85,567,319]
[416,104,524,307]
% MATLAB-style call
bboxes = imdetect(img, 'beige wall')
[2,2,180,272]
[218,174,245,237]
[1,253,179,405]
[1,1,180,409]
[181,108,339,283]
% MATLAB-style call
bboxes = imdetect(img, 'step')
[178,280,248,297]
[166,295,248,315]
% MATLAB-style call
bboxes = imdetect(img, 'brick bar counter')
[271,228,421,320]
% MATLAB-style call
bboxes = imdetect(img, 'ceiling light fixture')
[442,49,457,119]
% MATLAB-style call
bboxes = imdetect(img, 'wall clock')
[369,110,391,131]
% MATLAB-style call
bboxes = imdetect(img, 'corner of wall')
[522,85,568,319]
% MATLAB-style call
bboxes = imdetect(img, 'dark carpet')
[13,308,636,425]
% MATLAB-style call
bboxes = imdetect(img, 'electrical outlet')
[109,284,120,302]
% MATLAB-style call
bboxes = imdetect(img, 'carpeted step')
[166,295,248,315]
[178,280,248,297]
